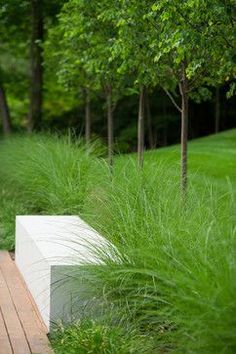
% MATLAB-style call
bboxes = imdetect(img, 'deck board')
[0,251,53,354]
[0,307,12,354]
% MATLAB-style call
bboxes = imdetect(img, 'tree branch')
[163,88,182,113]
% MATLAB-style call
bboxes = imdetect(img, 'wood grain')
[0,251,53,354]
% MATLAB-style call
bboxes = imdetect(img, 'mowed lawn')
[117,129,236,191]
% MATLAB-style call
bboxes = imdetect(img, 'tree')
[47,0,123,167]
[0,1,28,135]
[149,0,236,195]
[44,21,94,145]
[28,0,44,132]
[71,0,122,168]
[113,0,161,167]
[0,81,11,135]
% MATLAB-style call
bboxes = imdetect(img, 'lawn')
[0,130,235,353]
[118,128,236,188]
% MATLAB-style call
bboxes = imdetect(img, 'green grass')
[82,168,235,353]
[0,129,235,353]
[0,134,105,248]
[51,319,154,354]
[118,129,236,189]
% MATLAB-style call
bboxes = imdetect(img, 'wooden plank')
[0,251,53,354]
[17,269,48,335]
[0,308,12,354]
[0,266,31,354]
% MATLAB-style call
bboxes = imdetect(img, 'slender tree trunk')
[85,89,91,144]
[28,0,43,132]
[146,91,155,149]
[138,85,145,168]
[106,85,113,168]
[179,70,189,197]
[215,87,220,133]
[0,85,11,135]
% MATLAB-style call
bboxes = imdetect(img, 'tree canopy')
[1,0,236,186]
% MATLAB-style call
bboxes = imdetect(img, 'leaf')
[151,4,158,12]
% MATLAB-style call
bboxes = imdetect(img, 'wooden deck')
[0,251,53,354]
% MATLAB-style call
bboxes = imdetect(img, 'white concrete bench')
[15,216,109,332]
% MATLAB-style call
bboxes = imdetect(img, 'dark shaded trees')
[137,86,145,167]
[145,91,155,149]
[0,1,27,135]
[215,87,220,133]
[28,0,44,132]
[0,83,11,135]
[84,89,91,144]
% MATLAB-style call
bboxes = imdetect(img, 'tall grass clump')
[51,319,154,354]
[0,134,104,215]
[0,133,106,248]
[79,160,236,353]
[0,188,28,249]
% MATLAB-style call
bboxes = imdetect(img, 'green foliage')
[80,135,236,352]
[116,124,137,153]
[112,0,160,89]
[0,131,235,352]
[0,133,106,248]
[0,1,29,128]
[150,0,236,87]
[2,0,236,137]
[0,0,67,128]
[0,189,27,250]
[45,0,123,99]
[0,18,235,354]
[0,133,104,216]
[44,0,235,120]
[85,131,236,353]
[51,319,153,354]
